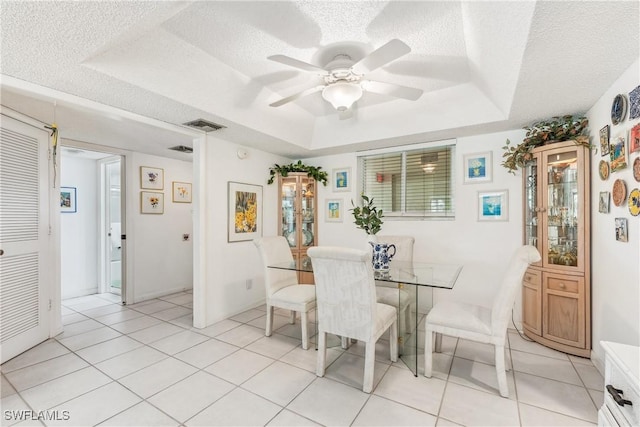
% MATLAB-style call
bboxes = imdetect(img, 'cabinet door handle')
[606,385,633,407]
[525,275,531,281]
[559,283,566,289]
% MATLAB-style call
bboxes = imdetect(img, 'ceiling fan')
[267,39,424,113]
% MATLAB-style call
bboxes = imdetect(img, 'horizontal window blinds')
[361,145,454,218]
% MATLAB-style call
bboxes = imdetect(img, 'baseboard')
[62,287,99,300]
[132,286,192,304]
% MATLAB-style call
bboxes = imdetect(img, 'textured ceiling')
[1,1,638,159]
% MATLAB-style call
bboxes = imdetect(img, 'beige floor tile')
[98,401,179,426]
[109,315,162,334]
[279,346,342,373]
[215,324,266,347]
[127,322,184,344]
[185,387,281,426]
[205,349,274,385]
[574,362,604,390]
[118,358,198,399]
[76,336,142,364]
[245,335,302,359]
[174,339,239,369]
[507,332,571,360]
[447,356,516,399]
[511,349,582,386]
[94,346,167,379]
[94,309,145,326]
[4,353,88,391]
[519,402,597,426]
[151,306,192,321]
[266,409,321,426]
[229,308,266,323]
[374,365,445,415]
[195,319,242,337]
[353,395,437,426]
[242,361,316,406]
[129,300,177,315]
[1,340,70,373]
[57,327,122,351]
[148,330,209,355]
[323,351,391,391]
[439,382,520,426]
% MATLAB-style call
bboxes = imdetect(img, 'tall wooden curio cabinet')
[522,140,591,357]
[277,173,317,284]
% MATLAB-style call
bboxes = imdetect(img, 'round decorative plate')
[612,179,626,207]
[611,94,627,125]
[599,160,610,180]
[633,157,640,182]
[302,229,314,246]
[629,188,640,216]
[284,230,296,247]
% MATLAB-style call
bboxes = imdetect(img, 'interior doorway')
[60,147,126,304]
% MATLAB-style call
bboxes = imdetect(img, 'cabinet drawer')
[547,276,580,293]
[523,268,541,286]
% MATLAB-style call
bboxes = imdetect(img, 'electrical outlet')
[246,279,252,290]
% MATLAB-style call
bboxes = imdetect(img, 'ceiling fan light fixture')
[322,81,363,111]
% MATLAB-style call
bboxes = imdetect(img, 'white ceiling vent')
[169,145,193,153]
[183,119,226,132]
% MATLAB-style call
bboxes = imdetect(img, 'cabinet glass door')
[524,157,540,256]
[545,150,579,268]
[280,177,297,248]
[300,177,315,248]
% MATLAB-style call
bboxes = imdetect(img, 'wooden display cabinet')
[521,140,591,357]
[277,173,317,284]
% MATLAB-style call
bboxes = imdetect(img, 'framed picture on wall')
[140,166,164,190]
[610,135,627,172]
[60,187,77,213]
[463,152,492,184]
[599,191,610,213]
[172,181,192,203]
[629,123,640,154]
[478,190,508,221]
[325,198,344,222]
[599,125,610,156]
[332,167,351,192]
[228,181,262,242]
[615,217,628,242]
[140,191,164,214]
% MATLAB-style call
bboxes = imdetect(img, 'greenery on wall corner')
[502,115,592,174]
[267,160,328,186]
[350,194,384,235]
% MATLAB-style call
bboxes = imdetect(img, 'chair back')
[373,235,414,263]
[307,246,377,341]
[490,245,541,336]
[254,236,298,297]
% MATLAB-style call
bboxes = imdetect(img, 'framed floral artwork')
[332,167,351,192]
[325,198,344,222]
[228,181,262,242]
[60,187,77,213]
[140,191,164,214]
[140,166,164,190]
[172,181,192,203]
[599,125,610,156]
[610,135,627,172]
[478,190,508,221]
[463,152,492,184]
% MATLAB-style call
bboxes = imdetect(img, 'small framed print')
[228,181,262,242]
[599,191,610,213]
[599,125,610,156]
[141,191,164,214]
[332,167,351,192]
[615,217,628,242]
[629,123,640,154]
[325,198,344,222]
[463,152,492,184]
[172,181,192,203]
[60,187,77,213]
[478,190,508,221]
[610,135,627,172]
[140,166,164,190]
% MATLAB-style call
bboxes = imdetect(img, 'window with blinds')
[358,144,455,218]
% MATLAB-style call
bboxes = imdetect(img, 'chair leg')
[424,327,433,378]
[301,311,309,350]
[341,336,349,349]
[289,310,296,324]
[495,344,509,398]
[363,341,375,393]
[316,331,327,377]
[389,319,398,363]
[265,305,274,337]
[434,332,442,353]
[505,346,512,371]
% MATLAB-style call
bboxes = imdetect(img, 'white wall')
[588,59,640,364]
[130,152,194,302]
[60,155,99,299]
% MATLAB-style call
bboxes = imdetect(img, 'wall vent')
[169,145,193,153]
[183,119,226,132]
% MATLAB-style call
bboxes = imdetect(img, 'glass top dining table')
[268,258,463,376]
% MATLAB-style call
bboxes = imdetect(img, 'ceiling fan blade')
[267,54,328,73]
[269,85,325,107]
[351,39,411,75]
[362,80,423,101]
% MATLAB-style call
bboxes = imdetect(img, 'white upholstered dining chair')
[308,246,398,393]
[423,245,541,397]
[371,235,415,343]
[253,236,316,350]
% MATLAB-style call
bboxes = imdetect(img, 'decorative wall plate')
[633,157,640,182]
[611,94,627,125]
[612,179,626,207]
[629,188,640,216]
[599,160,610,180]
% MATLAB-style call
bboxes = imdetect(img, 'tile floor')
[1,292,603,426]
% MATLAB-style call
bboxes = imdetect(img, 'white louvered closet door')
[0,115,50,363]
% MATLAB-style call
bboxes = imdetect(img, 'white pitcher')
[369,242,396,271]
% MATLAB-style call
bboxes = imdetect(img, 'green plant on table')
[350,194,384,235]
